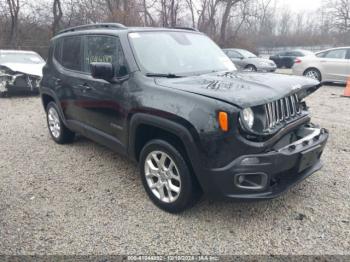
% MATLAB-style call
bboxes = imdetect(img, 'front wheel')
[139,139,202,213]
[46,102,75,144]
[304,68,322,81]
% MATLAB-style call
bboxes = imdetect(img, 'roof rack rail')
[171,26,198,32]
[56,23,127,35]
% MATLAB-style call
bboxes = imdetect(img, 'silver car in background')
[223,48,277,72]
[293,47,350,83]
[0,50,45,97]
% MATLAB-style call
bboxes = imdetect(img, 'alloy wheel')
[305,70,320,81]
[144,151,181,203]
[48,107,61,138]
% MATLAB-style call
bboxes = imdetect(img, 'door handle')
[78,83,92,91]
[54,78,61,85]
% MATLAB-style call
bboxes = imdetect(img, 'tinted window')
[84,35,127,77]
[293,51,303,56]
[62,36,82,71]
[324,49,347,59]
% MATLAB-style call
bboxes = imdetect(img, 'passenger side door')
[319,48,349,81]
[80,35,129,144]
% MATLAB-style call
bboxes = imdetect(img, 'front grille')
[265,93,301,131]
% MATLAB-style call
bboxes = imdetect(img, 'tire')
[139,139,202,213]
[303,68,322,82]
[46,101,75,144]
[245,65,257,72]
[0,91,8,98]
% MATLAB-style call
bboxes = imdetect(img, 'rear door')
[319,48,349,81]
[54,35,87,123]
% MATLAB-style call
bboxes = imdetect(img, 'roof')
[54,23,199,39]
[0,50,38,54]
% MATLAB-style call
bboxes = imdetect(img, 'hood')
[155,71,320,108]
[243,57,275,65]
[0,62,45,77]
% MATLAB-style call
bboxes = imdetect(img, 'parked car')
[293,47,350,82]
[40,24,328,213]
[0,50,45,97]
[270,50,314,69]
[223,48,276,72]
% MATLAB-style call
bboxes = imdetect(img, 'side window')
[61,36,83,71]
[293,52,303,56]
[53,39,62,63]
[84,35,128,77]
[228,50,242,59]
[316,52,326,58]
[324,49,347,59]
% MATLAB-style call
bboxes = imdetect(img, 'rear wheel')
[139,139,201,213]
[304,68,322,81]
[46,102,75,144]
[245,65,257,72]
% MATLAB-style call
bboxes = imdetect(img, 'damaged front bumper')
[203,125,329,199]
[0,73,40,95]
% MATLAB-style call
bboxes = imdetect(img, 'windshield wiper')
[145,73,183,78]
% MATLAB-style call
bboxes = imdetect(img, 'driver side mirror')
[90,62,114,82]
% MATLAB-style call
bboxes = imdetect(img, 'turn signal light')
[218,111,229,132]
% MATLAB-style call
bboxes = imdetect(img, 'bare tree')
[185,0,196,28]
[329,0,350,32]
[6,0,20,47]
[52,0,63,35]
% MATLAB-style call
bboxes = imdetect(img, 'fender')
[40,86,69,126]
[127,113,211,191]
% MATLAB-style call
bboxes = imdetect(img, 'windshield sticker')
[129,33,141,39]
[87,55,113,63]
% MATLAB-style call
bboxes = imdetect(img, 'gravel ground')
[0,84,349,256]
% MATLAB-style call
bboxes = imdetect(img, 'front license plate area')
[298,145,322,172]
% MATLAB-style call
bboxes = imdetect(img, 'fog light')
[234,173,268,190]
[240,157,260,165]
[238,175,245,184]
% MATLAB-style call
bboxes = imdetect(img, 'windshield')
[238,49,257,58]
[129,31,236,75]
[0,52,44,64]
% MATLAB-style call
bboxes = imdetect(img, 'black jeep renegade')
[40,23,328,213]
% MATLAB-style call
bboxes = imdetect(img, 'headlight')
[241,108,254,129]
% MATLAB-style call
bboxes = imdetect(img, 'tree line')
[0,0,349,57]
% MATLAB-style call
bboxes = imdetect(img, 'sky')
[278,0,323,13]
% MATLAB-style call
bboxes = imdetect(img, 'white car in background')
[292,47,350,83]
[0,50,45,97]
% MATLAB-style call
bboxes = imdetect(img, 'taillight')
[294,58,302,64]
